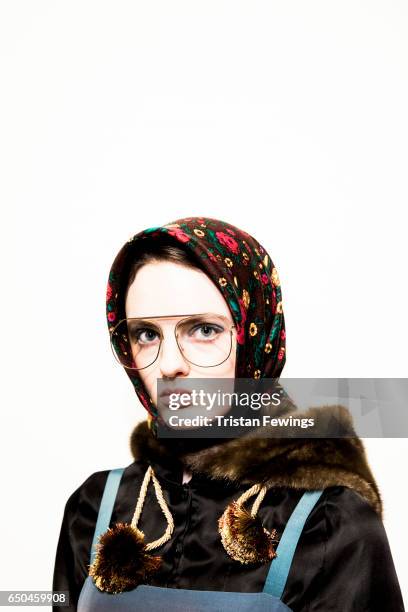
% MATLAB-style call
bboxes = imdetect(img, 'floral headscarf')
[106,217,286,422]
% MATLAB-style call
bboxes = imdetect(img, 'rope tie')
[235,482,268,517]
[131,465,174,550]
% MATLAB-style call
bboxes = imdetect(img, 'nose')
[158,331,190,379]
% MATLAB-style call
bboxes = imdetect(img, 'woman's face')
[125,261,237,423]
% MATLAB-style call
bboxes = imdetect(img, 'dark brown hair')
[126,238,202,291]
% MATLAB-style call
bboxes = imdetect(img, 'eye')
[131,327,160,345]
[189,323,224,341]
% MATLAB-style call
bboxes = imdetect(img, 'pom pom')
[89,522,162,593]
[218,501,278,564]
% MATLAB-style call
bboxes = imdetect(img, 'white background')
[0,1,407,608]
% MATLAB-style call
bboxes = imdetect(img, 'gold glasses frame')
[110,312,236,371]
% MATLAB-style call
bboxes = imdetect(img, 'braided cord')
[131,465,174,550]
[235,482,268,517]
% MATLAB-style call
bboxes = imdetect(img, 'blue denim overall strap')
[89,467,125,565]
[262,490,324,599]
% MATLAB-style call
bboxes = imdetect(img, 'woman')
[52,216,404,611]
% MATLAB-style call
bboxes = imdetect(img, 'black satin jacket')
[52,456,404,612]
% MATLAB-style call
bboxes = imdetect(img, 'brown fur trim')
[130,405,382,518]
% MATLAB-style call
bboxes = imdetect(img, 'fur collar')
[130,405,382,518]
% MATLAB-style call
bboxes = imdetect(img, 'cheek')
[224,337,237,376]
[226,348,237,377]
[201,339,237,378]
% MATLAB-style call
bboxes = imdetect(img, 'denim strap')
[89,467,125,565]
[263,490,324,598]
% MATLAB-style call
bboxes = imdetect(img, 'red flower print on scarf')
[106,283,113,302]
[261,273,269,285]
[215,231,239,254]
[167,228,190,243]
[270,287,277,311]
[235,298,248,345]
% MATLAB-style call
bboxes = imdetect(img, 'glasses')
[110,313,236,370]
